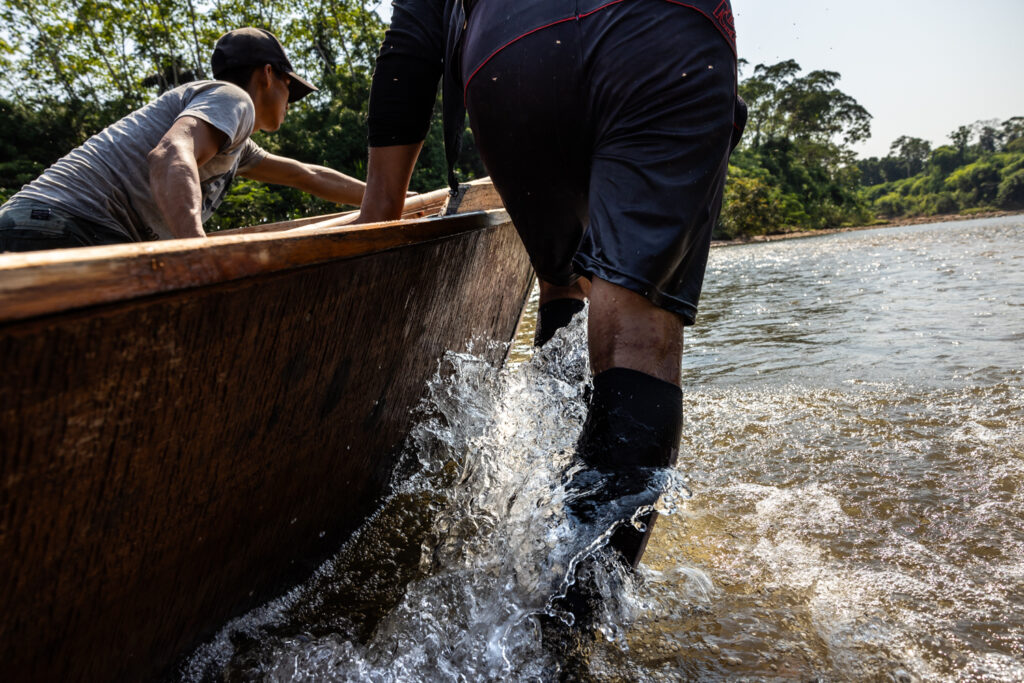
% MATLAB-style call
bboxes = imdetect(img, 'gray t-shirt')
[12,81,268,241]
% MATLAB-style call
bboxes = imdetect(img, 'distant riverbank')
[711,209,1024,248]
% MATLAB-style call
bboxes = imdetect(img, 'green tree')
[740,59,871,149]
[733,60,871,233]
[874,192,905,218]
[862,115,1024,221]
[718,166,784,238]
[1002,117,1024,145]
[1002,116,1024,153]
[889,135,932,178]
[857,157,886,186]
[996,169,1024,209]
[946,159,1002,205]
[949,125,972,161]
[928,146,961,177]
[975,119,1003,153]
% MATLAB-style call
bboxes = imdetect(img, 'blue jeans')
[0,199,131,252]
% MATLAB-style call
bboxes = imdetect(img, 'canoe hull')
[0,213,532,681]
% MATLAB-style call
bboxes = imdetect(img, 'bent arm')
[240,154,366,207]
[147,116,226,239]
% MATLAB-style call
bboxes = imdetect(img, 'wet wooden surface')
[0,194,533,681]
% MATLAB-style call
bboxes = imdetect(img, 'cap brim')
[286,72,317,103]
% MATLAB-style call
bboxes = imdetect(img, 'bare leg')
[539,277,590,306]
[574,277,685,567]
[587,277,683,386]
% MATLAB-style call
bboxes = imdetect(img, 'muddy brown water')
[185,216,1023,681]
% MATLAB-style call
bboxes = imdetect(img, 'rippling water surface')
[184,217,1024,681]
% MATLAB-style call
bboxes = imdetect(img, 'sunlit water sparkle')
[184,216,1024,681]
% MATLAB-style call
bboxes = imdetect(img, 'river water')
[183,216,1024,681]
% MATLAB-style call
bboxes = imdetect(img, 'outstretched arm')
[241,154,367,207]
[147,116,226,239]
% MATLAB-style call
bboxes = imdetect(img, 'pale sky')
[734,1,1024,157]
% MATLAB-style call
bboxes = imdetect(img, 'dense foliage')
[0,0,482,230]
[0,4,1018,237]
[717,60,1022,238]
[857,118,1024,220]
[718,59,875,239]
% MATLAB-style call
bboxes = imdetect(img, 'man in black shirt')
[360,0,745,569]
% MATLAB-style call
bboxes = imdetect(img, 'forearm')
[148,144,205,239]
[356,142,423,223]
[361,18,442,223]
[297,165,366,207]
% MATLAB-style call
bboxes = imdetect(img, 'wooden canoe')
[0,179,534,682]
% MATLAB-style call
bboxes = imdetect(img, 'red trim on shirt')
[662,1,736,53]
[464,16,577,104]
[464,0,735,101]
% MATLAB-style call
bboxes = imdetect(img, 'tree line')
[721,58,1024,238]
[858,119,1024,221]
[1,3,1019,236]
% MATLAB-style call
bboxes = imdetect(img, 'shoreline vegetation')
[711,209,1024,248]
[719,59,1023,242]
[0,6,1020,237]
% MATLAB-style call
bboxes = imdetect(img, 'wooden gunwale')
[217,185,453,235]
[0,208,508,323]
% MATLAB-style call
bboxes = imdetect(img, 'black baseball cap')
[211,28,318,103]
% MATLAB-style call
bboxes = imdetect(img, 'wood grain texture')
[0,181,533,682]
[443,177,504,216]
[0,210,506,323]
[218,209,350,234]
[214,184,457,236]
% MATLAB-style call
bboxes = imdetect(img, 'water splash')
[182,305,693,681]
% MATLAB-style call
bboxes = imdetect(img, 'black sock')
[577,368,682,469]
[574,367,682,567]
[534,298,586,347]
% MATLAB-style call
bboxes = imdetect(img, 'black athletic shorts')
[463,0,744,324]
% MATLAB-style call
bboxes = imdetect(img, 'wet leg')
[587,278,683,385]
[576,277,684,567]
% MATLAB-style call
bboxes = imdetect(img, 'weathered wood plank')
[219,209,350,234]
[443,177,505,216]
[0,210,506,323]
[216,184,456,236]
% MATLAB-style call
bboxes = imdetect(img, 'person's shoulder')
[196,80,249,99]
[171,81,256,150]
[175,80,254,108]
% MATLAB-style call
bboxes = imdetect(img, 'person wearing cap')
[0,27,365,252]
